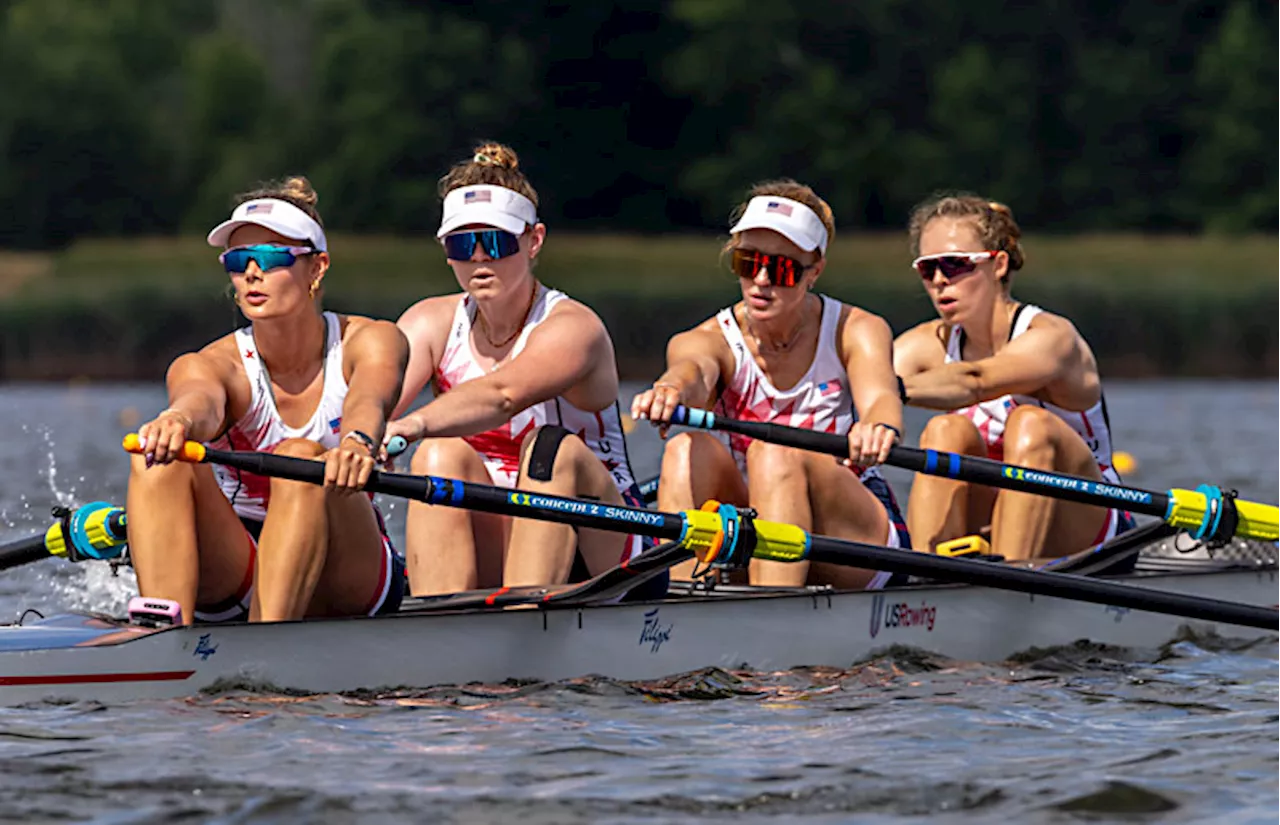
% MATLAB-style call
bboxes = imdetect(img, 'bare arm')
[136,349,232,464]
[842,310,903,466]
[392,297,453,418]
[341,319,410,447]
[893,320,947,379]
[844,311,903,434]
[397,303,612,440]
[903,316,1081,410]
[630,321,732,425]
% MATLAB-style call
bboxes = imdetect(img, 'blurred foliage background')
[0,0,1274,247]
[0,0,1274,379]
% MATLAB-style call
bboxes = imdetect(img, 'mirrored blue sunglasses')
[219,244,315,274]
[442,229,522,261]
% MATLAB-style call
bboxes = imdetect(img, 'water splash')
[35,424,79,508]
[51,562,138,616]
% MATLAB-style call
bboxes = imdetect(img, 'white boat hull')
[1,567,1275,706]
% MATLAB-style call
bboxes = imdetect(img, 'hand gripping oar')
[124,434,1280,631]
[0,502,128,572]
[667,406,1279,545]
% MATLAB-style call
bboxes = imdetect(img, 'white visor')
[438,185,538,238]
[207,198,328,252]
[728,196,829,254]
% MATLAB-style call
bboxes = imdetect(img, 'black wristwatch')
[874,422,902,442]
[342,429,378,454]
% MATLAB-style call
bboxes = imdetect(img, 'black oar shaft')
[804,536,1277,630]
[682,411,1172,519]
[204,448,689,541]
[0,536,52,572]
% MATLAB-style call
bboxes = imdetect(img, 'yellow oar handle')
[41,502,128,561]
[121,434,207,463]
[1167,488,1279,542]
[678,502,810,565]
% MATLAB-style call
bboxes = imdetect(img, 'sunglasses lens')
[444,230,522,261]
[221,246,300,274]
[483,230,522,259]
[443,233,478,260]
[938,257,978,278]
[221,249,252,273]
[731,249,802,287]
[916,256,979,280]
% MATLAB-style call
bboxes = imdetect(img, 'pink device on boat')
[126,596,183,627]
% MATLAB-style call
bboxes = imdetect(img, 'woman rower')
[384,143,653,597]
[128,176,409,624]
[631,179,910,590]
[893,193,1134,560]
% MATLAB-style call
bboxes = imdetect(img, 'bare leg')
[654,432,747,581]
[405,438,509,595]
[745,441,889,589]
[253,438,390,621]
[504,428,631,586]
[991,406,1110,561]
[126,454,253,624]
[907,414,996,553]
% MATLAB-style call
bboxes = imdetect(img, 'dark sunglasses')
[912,251,997,281]
[220,244,314,274]
[730,248,812,288]
[443,229,522,261]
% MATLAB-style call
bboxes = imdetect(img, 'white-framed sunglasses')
[911,250,998,280]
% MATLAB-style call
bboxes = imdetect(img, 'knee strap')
[528,425,573,482]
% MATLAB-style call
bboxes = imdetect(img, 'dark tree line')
[0,0,1274,248]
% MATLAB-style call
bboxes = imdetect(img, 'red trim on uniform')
[361,538,392,614]
[234,529,258,604]
[1090,507,1117,546]
[0,670,196,686]
[1079,412,1095,438]
[485,587,510,606]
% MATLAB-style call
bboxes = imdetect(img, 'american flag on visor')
[765,201,793,217]
[817,380,841,396]
[464,190,492,204]
[245,203,273,214]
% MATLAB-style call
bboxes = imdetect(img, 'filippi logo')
[869,594,937,638]
[639,608,673,653]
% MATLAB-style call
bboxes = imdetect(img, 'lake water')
[0,380,1275,824]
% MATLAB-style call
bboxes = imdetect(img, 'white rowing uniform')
[711,294,910,588]
[202,311,401,621]
[434,285,647,564]
[945,303,1134,545]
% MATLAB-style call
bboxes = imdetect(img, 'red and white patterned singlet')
[945,304,1120,483]
[713,295,885,481]
[433,285,638,493]
[211,312,348,521]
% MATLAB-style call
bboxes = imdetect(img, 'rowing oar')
[0,502,128,572]
[666,406,1279,545]
[123,434,1279,631]
[392,433,666,505]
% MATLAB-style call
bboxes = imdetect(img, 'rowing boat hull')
[1,567,1274,706]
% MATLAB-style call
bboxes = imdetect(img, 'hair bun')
[471,142,519,171]
[280,175,319,208]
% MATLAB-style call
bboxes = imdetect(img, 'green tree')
[298,0,536,232]
[0,0,206,247]
[1181,1,1278,231]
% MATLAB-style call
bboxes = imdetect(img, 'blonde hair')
[438,141,539,207]
[908,192,1025,275]
[723,178,835,260]
[235,175,324,226]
